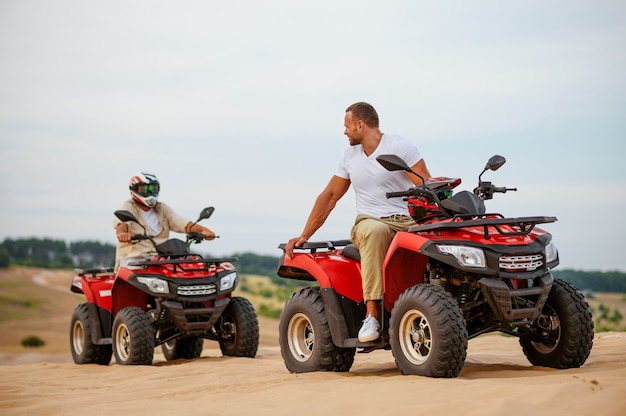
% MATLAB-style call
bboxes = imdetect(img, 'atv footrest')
[342,337,386,349]
[95,337,112,345]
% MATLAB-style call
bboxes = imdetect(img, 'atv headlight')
[437,245,486,268]
[220,271,238,291]
[137,277,169,294]
[545,241,558,263]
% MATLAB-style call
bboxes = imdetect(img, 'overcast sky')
[0,1,624,271]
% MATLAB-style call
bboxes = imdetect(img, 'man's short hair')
[346,102,379,128]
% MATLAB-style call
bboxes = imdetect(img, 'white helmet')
[129,172,160,208]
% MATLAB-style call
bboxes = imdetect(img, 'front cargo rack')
[409,215,557,240]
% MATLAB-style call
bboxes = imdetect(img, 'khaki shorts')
[350,214,414,300]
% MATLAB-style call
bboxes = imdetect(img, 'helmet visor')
[133,183,160,197]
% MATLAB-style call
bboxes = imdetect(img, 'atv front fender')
[111,278,149,316]
[383,232,431,311]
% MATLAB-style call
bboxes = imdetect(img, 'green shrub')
[593,303,625,332]
[21,336,45,348]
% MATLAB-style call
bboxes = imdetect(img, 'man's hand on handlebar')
[117,232,132,243]
[188,229,217,243]
[201,229,217,240]
[116,223,132,243]
[186,222,216,241]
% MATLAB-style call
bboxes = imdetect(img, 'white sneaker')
[358,314,381,342]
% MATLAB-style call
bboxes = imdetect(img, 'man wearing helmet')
[113,171,216,270]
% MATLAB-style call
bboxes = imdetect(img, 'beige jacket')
[112,200,190,270]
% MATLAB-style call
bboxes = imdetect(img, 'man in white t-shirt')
[285,102,431,342]
[113,172,216,271]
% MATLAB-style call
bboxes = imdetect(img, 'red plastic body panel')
[73,274,115,311]
[280,251,364,302]
[417,218,548,246]
[382,232,431,311]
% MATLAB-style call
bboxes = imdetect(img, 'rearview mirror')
[198,206,215,221]
[114,210,139,224]
[376,154,411,172]
[485,155,506,171]
[376,154,426,185]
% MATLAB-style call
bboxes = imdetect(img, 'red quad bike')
[277,154,594,377]
[70,206,259,366]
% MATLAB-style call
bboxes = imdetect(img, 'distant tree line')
[1,238,625,293]
[230,251,285,286]
[552,269,626,293]
[0,238,115,269]
[0,238,282,279]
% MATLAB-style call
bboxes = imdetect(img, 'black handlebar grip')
[386,191,409,198]
[494,187,518,193]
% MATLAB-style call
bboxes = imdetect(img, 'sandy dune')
[0,268,625,415]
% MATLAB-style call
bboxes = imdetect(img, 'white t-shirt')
[335,133,422,218]
[139,208,162,236]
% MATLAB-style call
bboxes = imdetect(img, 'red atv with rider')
[70,206,259,365]
[277,154,593,377]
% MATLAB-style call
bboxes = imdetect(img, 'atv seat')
[342,244,361,262]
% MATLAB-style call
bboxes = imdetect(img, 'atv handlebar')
[186,230,220,244]
[187,231,205,243]
[130,231,217,248]
[474,181,518,200]
[130,234,159,252]
[495,187,518,193]
[386,190,412,198]
[386,187,439,201]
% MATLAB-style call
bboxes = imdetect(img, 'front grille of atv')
[177,284,217,296]
[499,254,543,272]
